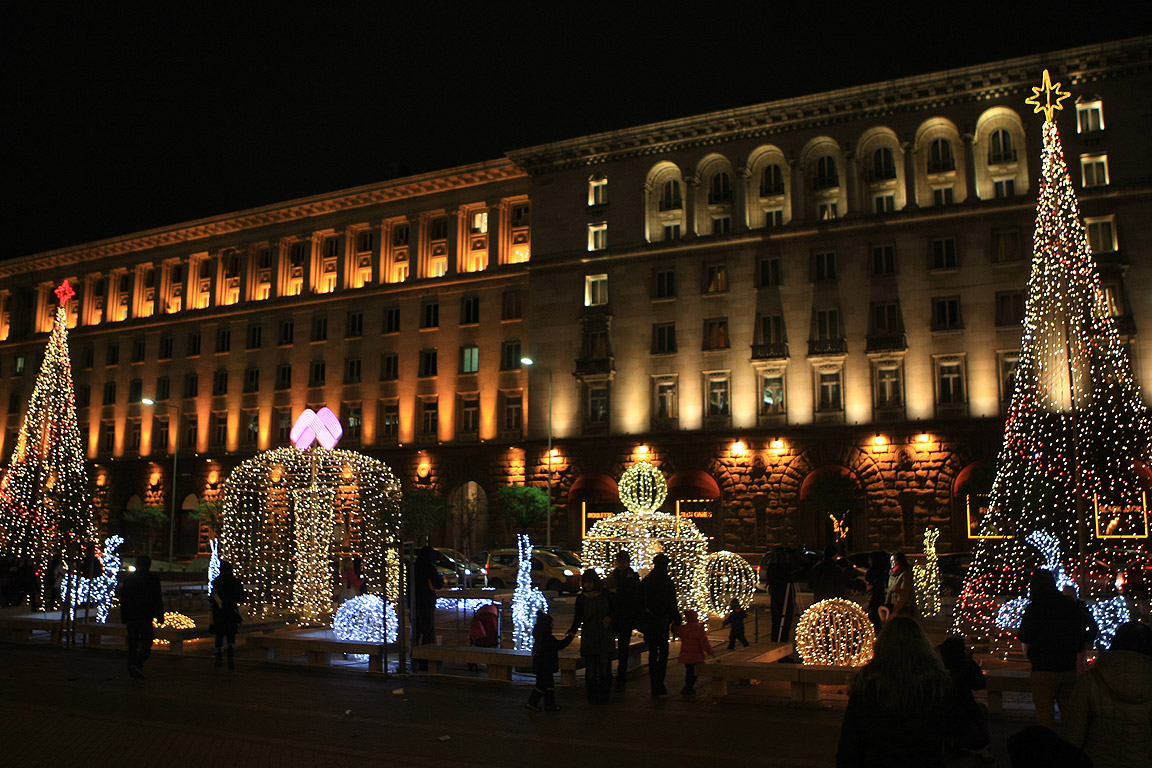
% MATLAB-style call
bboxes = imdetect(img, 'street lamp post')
[142,399,180,567]
[520,358,553,547]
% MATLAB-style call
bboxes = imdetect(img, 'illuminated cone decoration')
[953,72,1151,652]
[0,281,96,608]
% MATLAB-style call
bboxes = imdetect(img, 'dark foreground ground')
[0,642,1037,768]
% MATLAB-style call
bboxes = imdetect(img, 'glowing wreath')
[795,598,875,666]
[704,551,757,616]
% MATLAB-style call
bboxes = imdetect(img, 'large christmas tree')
[953,71,1151,652]
[0,281,95,608]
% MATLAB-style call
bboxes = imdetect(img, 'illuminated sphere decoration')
[333,594,398,645]
[221,446,402,624]
[795,598,875,667]
[618,462,668,514]
[153,611,196,647]
[703,551,757,616]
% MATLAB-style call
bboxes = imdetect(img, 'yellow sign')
[966,495,1013,539]
[1093,492,1149,539]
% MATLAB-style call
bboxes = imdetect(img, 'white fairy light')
[333,594,398,644]
[795,598,875,666]
[703,551,756,616]
[60,535,123,622]
[512,534,548,652]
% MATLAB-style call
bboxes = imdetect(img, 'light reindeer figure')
[512,533,548,652]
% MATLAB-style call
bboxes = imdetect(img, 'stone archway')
[798,466,863,552]
[445,480,488,560]
[778,443,890,550]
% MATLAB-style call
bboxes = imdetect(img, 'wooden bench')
[0,614,63,644]
[984,669,1031,714]
[74,621,215,654]
[246,632,396,673]
[708,653,855,702]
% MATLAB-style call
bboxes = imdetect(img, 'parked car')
[539,547,585,570]
[483,548,580,593]
[434,547,483,588]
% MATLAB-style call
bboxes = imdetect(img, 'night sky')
[3,3,1143,258]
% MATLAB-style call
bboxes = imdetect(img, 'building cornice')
[507,37,1152,173]
[2,159,526,277]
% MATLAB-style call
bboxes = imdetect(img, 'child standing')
[526,612,573,711]
[722,599,749,649]
[673,609,716,695]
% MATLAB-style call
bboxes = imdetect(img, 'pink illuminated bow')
[290,407,343,450]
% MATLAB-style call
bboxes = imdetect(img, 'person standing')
[885,551,917,619]
[673,609,716,695]
[117,555,164,679]
[863,551,889,633]
[765,546,797,643]
[567,570,615,704]
[209,560,245,670]
[525,612,573,712]
[809,546,855,602]
[638,553,680,696]
[608,550,640,687]
[412,545,444,671]
[1018,569,1097,731]
[722,599,748,649]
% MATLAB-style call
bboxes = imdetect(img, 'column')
[734,163,750,233]
[901,142,919,210]
[486,200,502,267]
[843,149,859,217]
[684,175,699,237]
[963,133,978,203]
[789,160,806,225]
[445,207,459,277]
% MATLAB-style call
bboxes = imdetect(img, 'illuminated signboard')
[582,501,616,536]
[1093,492,1149,539]
[966,494,1012,539]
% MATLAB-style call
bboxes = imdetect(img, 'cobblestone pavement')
[0,639,1038,768]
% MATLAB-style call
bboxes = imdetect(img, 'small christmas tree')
[0,281,95,608]
[953,72,1151,652]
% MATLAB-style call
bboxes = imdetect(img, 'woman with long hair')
[836,616,951,767]
[885,551,917,619]
[566,569,616,704]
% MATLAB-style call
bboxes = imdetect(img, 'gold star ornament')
[1025,69,1071,123]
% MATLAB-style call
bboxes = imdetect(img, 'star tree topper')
[55,279,75,305]
[1025,69,1070,123]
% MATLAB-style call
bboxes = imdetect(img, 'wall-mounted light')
[916,433,931,444]
[872,435,888,450]
[770,439,786,454]
[417,460,431,479]
[636,444,649,455]
[549,448,559,457]
[207,469,220,486]
[731,440,747,456]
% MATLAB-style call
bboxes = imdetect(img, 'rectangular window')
[345,405,362,440]
[500,341,522,371]
[421,399,439,435]
[78,386,91,407]
[872,244,896,274]
[185,415,198,448]
[703,317,729,350]
[588,222,608,251]
[511,204,531,228]
[312,316,328,341]
[655,269,676,298]
[931,238,957,269]
[103,381,116,405]
[764,209,784,227]
[588,177,608,206]
[346,311,363,338]
[711,216,731,235]
[246,324,262,349]
[159,336,173,360]
[937,360,966,404]
[813,252,837,281]
[654,377,678,420]
[503,394,523,432]
[460,296,480,325]
[705,263,728,293]
[872,302,901,334]
[216,327,231,353]
[932,297,963,331]
[211,412,227,447]
[585,274,608,306]
[662,223,681,241]
[1081,155,1109,187]
[1085,217,1117,253]
[875,364,903,409]
[418,349,438,378]
[460,345,479,374]
[1076,101,1104,133]
[421,300,439,329]
[345,358,361,383]
[760,374,785,415]
[213,370,228,396]
[276,409,292,443]
[816,309,840,340]
[874,194,895,213]
[240,411,258,444]
[279,320,294,345]
[275,364,291,390]
[380,353,399,381]
[184,373,198,398]
[501,290,522,320]
[154,416,169,452]
[132,338,146,363]
[106,343,120,366]
[995,291,1025,327]
[932,187,954,206]
[155,376,170,401]
[102,422,115,452]
[357,230,375,253]
[128,378,143,403]
[392,225,409,247]
[310,360,326,387]
[993,179,1016,199]
[817,202,838,220]
[380,402,399,439]
[81,346,94,369]
[1102,282,1124,317]
[129,420,141,450]
[587,386,608,424]
[460,396,480,434]
[758,257,781,287]
[761,314,785,344]
[999,352,1020,403]
[383,307,400,334]
[993,229,1023,263]
[706,375,730,417]
[818,370,843,411]
[652,323,677,354]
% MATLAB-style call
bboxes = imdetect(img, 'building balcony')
[575,356,614,376]
[808,338,847,356]
[751,342,789,360]
[865,333,907,353]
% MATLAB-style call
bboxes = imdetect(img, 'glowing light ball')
[704,551,757,616]
[619,462,668,514]
[153,611,196,646]
[333,594,398,644]
[795,598,875,666]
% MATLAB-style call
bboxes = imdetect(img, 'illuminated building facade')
[1,37,1148,556]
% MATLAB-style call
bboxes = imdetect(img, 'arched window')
[872,147,896,180]
[660,180,682,211]
[989,129,1015,164]
[760,164,784,196]
[815,156,839,189]
[708,172,732,204]
[929,139,955,173]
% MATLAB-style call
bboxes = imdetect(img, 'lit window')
[817,202,838,220]
[703,317,729,350]
[588,222,607,252]
[470,211,488,234]
[460,345,479,374]
[705,264,728,293]
[705,373,730,417]
[588,177,608,206]
[1081,155,1109,188]
[585,274,608,307]
[1076,100,1104,133]
[1084,217,1117,253]
[760,374,785,416]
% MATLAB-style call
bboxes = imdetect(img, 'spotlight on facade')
[770,439,786,454]
[872,435,888,449]
[636,444,649,455]
[917,433,931,444]
[731,440,747,456]
[549,448,559,457]
[417,460,431,478]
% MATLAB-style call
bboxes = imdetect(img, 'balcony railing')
[759,183,785,197]
[707,191,732,205]
[575,356,615,375]
[658,198,683,212]
[865,333,907,353]
[751,342,789,360]
[813,174,840,190]
[988,149,1018,164]
[866,167,897,182]
[808,337,848,356]
[927,160,955,174]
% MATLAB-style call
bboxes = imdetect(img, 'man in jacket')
[117,555,164,679]
[412,545,444,670]
[608,550,641,687]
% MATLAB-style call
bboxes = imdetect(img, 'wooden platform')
[245,629,398,673]
[707,644,857,702]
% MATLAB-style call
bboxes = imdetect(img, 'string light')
[795,598,875,666]
[333,594,398,644]
[0,283,96,609]
[1088,596,1130,650]
[153,611,196,646]
[60,535,122,622]
[618,462,668,514]
[512,533,548,651]
[703,551,756,616]
[220,446,402,625]
[954,78,1151,655]
[435,597,499,612]
[912,528,941,618]
[207,538,220,587]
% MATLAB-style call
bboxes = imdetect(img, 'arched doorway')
[446,481,488,559]
[798,466,863,552]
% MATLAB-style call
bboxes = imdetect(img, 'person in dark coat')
[412,545,444,671]
[722,598,748,649]
[567,570,615,704]
[1018,569,1097,731]
[638,553,680,696]
[608,550,641,687]
[809,545,855,602]
[939,635,994,763]
[209,560,245,670]
[836,616,952,767]
[525,612,573,711]
[863,550,889,633]
[765,546,798,642]
[117,555,164,679]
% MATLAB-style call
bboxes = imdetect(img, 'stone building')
[1,37,1148,558]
